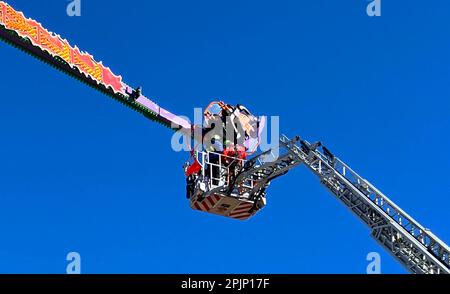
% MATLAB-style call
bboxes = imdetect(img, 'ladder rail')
[333,157,450,271]
[280,135,450,274]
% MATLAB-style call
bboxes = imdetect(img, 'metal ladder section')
[280,135,450,274]
[229,136,304,200]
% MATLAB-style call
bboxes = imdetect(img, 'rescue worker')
[184,153,202,199]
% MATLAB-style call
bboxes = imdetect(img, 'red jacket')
[223,145,247,160]
[185,160,201,177]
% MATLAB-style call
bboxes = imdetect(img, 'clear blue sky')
[0,0,449,274]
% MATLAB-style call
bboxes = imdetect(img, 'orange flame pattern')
[0,1,123,93]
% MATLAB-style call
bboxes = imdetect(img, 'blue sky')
[0,0,449,273]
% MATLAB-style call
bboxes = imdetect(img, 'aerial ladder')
[0,1,449,274]
[279,136,450,274]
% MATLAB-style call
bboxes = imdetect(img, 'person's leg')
[186,175,195,199]
[186,177,191,199]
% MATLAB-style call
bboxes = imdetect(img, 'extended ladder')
[280,135,450,274]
